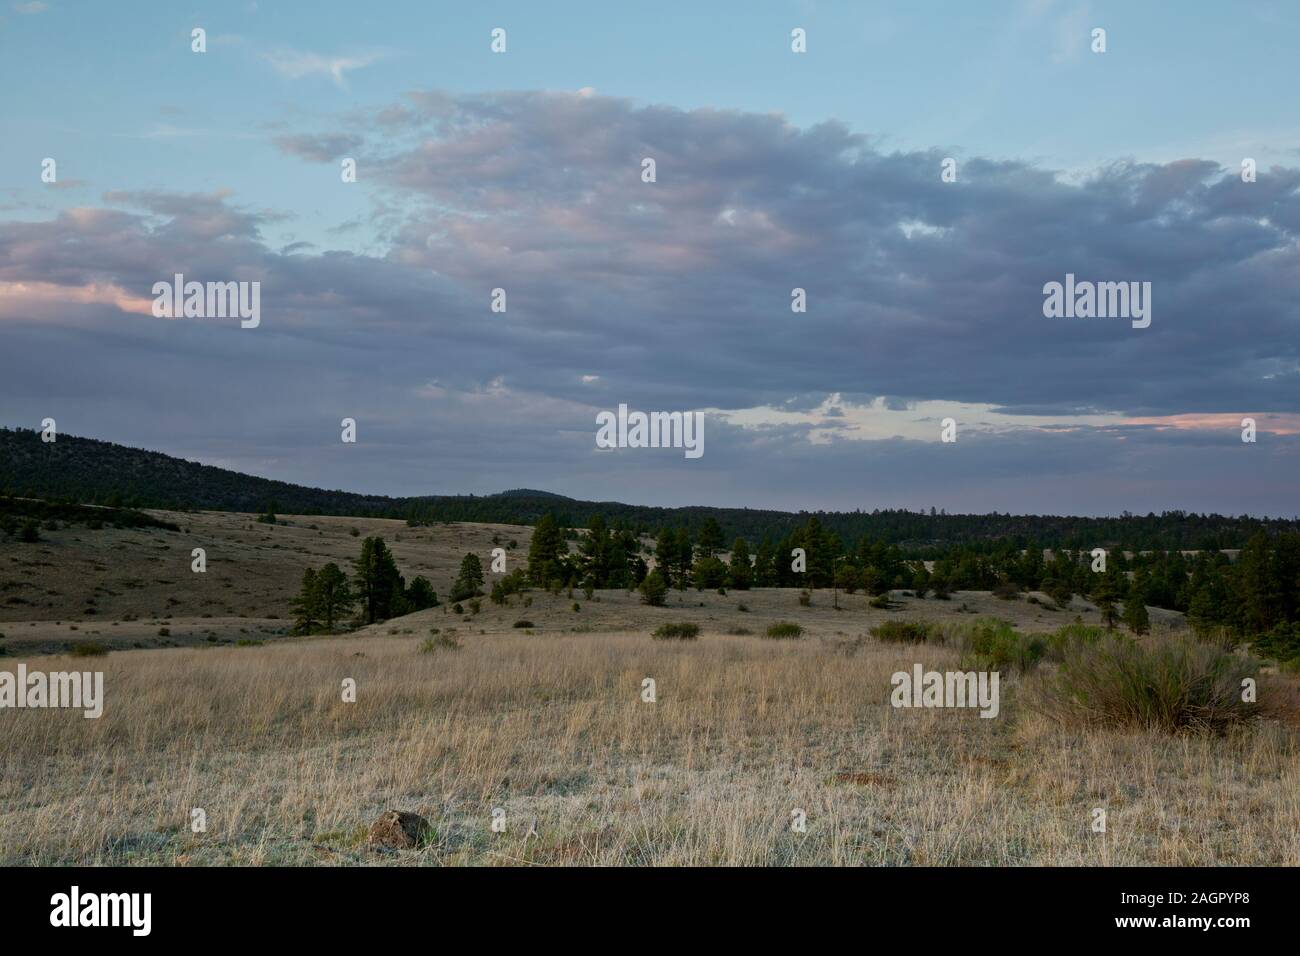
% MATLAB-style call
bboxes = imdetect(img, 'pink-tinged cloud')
[1124,413,1300,436]
[0,281,157,318]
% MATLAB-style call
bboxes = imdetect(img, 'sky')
[1,0,1298,516]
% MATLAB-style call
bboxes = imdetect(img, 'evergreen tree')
[693,556,728,590]
[1122,591,1150,635]
[314,561,355,629]
[654,528,676,589]
[353,536,405,624]
[405,575,439,611]
[527,513,565,585]
[674,527,693,591]
[1092,572,1120,630]
[578,515,611,586]
[450,552,485,602]
[696,517,724,560]
[753,537,778,587]
[639,569,667,606]
[291,567,322,634]
[728,537,752,590]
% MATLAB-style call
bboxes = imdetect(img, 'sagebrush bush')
[765,621,803,639]
[69,641,109,657]
[420,631,461,652]
[960,619,1045,673]
[1037,633,1258,734]
[652,622,700,640]
[870,620,935,644]
[1043,621,1106,662]
[512,620,534,629]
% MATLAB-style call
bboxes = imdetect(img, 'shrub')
[639,570,667,607]
[1043,621,1106,662]
[960,619,1045,673]
[992,582,1021,600]
[871,620,935,644]
[236,639,264,647]
[765,621,803,639]
[512,620,534,629]
[572,602,581,612]
[1037,633,1259,734]
[157,627,170,637]
[405,576,439,611]
[18,519,40,543]
[69,641,109,657]
[798,591,811,607]
[868,594,895,610]
[420,631,461,652]
[451,603,463,615]
[1250,622,1300,665]
[653,622,700,640]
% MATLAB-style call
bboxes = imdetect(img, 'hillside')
[2,426,1296,552]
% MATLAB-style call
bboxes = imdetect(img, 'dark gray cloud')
[2,90,1298,514]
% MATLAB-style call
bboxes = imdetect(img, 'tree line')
[6,427,1297,552]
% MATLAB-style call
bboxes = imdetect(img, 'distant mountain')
[1,427,1295,553]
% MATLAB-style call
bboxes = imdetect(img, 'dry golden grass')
[3,618,1297,866]
[0,511,533,652]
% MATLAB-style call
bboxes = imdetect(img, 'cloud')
[262,48,386,88]
[4,90,1300,513]
[13,2,48,14]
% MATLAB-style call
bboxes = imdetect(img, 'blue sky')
[6,1,1299,249]
[2,1,1299,515]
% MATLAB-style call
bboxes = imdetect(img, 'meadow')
[2,517,1296,865]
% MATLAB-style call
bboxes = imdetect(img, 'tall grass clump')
[959,619,1045,673]
[1038,632,1258,734]
[1043,620,1106,662]
[870,620,936,644]
[69,641,109,658]
[765,622,803,639]
[652,622,700,640]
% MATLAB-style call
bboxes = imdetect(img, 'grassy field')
[1,514,1297,866]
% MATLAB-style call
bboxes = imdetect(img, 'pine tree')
[639,570,667,607]
[674,527,693,591]
[696,517,724,560]
[1122,592,1150,635]
[527,514,564,586]
[728,537,752,590]
[353,536,405,624]
[1092,573,1119,630]
[291,567,321,635]
[404,575,438,611]
[314,562,355,629]
[654,528,676,589]
[450,552,485,602]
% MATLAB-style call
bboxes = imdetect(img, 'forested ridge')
[2,426,1296,553]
